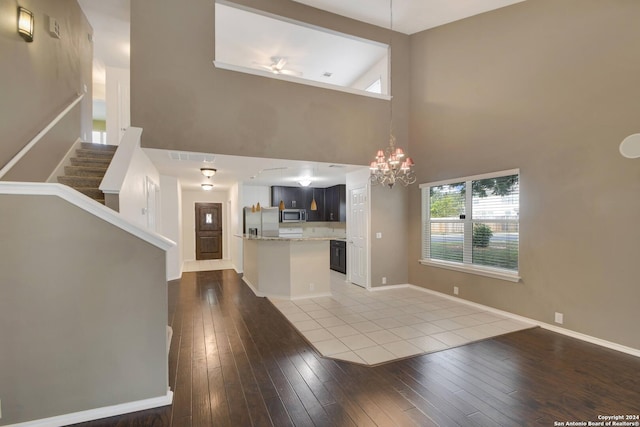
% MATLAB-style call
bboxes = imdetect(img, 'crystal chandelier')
[369,0,416,189]
[370,135,415,188]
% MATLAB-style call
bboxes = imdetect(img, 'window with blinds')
[420,169,520,282]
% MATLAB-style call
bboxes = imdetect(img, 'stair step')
[72,187,104,199]
[58,176,103,187]
[75,148,116,159]
[64,165,108,177]
[81,142,118,152]
[70,157,111,167]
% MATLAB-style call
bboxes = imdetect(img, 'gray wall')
[371,184,408,287]
[408,0,640,349]
[0,0,93,179]
[0,195,168,425]
[130,0,411,166]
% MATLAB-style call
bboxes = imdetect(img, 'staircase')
[57,142,118,204]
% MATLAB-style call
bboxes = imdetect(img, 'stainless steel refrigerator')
[243,207,279,237]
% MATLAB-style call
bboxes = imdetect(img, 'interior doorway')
[195,203,223,260]
[348,185,368,288]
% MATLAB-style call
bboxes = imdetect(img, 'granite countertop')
[240,234,335,241]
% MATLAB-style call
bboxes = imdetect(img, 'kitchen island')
[242,235,332,299]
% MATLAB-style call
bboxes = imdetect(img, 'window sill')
[418,259,520,283]
[213,61,392,101]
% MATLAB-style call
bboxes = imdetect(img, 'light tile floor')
[269,271,535,366]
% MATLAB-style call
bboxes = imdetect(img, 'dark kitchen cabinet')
[272,185,344,222]
[330,240,347,273]
[325,185,346,222]
[271,186,326,221]
[307,188,325,222]
[271,186,303,209]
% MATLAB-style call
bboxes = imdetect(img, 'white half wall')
[160,175,182,280]
[117,147,161,231]
[181,189,230,262]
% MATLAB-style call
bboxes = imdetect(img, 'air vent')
[328,164,346,168]
[169,151,215,163]
[260,167,288,172]
[323,72,333,77]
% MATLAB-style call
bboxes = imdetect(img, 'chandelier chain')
[369,0,417,189]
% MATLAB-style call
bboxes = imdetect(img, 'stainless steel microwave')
[280,209,307,223]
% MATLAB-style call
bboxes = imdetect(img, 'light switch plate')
[376,232,382,239]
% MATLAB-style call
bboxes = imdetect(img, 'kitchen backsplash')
[279,222,346,238]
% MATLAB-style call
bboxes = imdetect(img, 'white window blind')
[421,169,520,281]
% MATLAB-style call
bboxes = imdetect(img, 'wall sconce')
[18,7,34,43]
[201,168,217,178]
[201,183,214,191]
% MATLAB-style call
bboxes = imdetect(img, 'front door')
[348,186,368,287]
[195,203,222,260]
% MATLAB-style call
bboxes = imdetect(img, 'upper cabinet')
[325,185,346,222]
[271,185,345,222]
[271,186,306,210]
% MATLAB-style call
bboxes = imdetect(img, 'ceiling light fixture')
[201,167,217,178]
[369,0,416,189]
[18,7,34,43]
[201,183,214,191]
[298,179,312,187]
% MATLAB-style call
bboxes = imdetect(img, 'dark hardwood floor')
[73,270,640,426]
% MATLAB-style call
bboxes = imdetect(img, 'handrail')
[0,182,175,251]
[0,93,85,179]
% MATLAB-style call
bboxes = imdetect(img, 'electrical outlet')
[554,312,564,324]
[382,277,387,285]
[376,232,382,239]
[309,283,315,291]
[453,286,459,295]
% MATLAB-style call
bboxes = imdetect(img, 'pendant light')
[309,165,317,210]
[256,202,261,211]
[369,0,416,189]
[278,168,285,210]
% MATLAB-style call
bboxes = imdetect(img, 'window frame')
[420,168,521,283]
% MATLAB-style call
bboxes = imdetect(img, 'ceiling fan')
[253,56,303,76]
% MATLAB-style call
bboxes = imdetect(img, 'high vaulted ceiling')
[78,0,526,189]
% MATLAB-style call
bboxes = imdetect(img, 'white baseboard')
[46,138,83,183]
[5,390,173,427]
[392,284,640,358]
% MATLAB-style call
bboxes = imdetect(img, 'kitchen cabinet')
[325,185,346,222]
[271,186,326,221]
[307,188,325,222]
[271,186,303,209]
[272,185,344,222]
[330,240,347,273]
